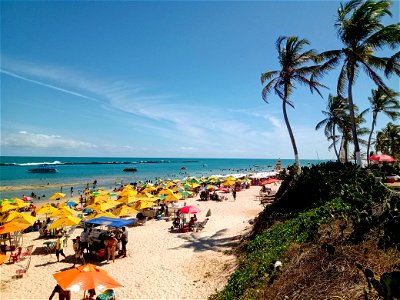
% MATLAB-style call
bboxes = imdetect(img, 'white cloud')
[1,131,97,149]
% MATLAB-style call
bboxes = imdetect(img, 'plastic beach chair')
[96,289,115,300]
[9,247,22,263]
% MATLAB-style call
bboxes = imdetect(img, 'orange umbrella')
[0,254,8,265]
[53,264,122,292]
[0,222,30,234]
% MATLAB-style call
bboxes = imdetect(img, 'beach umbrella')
[158,188,174,195]
[51,207,77,217]
[112,205,138,217]
[53,264,122,293]
[117,196,136,205]
[2,211,37,225]
[86,212,117,220]
[179,205,200,214]
[0,221,30,234]
[187,177,199,184]
[263,178,280,185]
[0,254,8,265]
[86,202,117,212]
[50,193,66,200]
[368,154,396,162]
[21,196,32,201]
[119,189,137,197]
[133,200,156,210]
[161,193,180,203]
[0,202,18,213]
[36,204,58,215]
[65,200,79,208]
[181,191,192,197]
[48,215,81,229]
[11,198,30,209]
[143,185,157,192]
[223,178,236,187]
[136,191,154,198]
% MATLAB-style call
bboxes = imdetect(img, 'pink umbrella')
[21,196,32,201]
[179,205,200,214]
[368,154,396,162]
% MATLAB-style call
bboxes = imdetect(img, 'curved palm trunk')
[366,111,377,166]
[332,124,340,161]
[282,96,300,172]
[347,66,362,166]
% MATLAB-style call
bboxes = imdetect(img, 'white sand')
[0,185,278,300]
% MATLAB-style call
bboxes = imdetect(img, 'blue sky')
[1,1,398,159]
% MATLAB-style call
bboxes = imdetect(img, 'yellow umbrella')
[223,178,236,187]
[0,202,18,213]
[36,204,58,215]
[161,193,181,203]
[86,211,117,220]
[158,188,174,196]
[137,191,155,198]
[48,215,81,229]
[2,211,37,225]
[11,198,30,209]
[0,221,30,234]
[119,188,137,197]
[117,196,137,205]
[133,200,156,210]
[49,192,66,200]
[86,202,117,212]
[112,205,138,217]
[50,207,77,217]
[143,185,157,192]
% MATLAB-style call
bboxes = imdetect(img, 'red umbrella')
[368,154,396,162]
[179,205,200,214]
[21,196,32,201]
[263,178,280,185]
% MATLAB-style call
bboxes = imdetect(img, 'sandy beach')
[0,184,277,300]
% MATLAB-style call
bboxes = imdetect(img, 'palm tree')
[319,0,400,166]
[366,87,399,164]
[316,94,348,161]
[376,123,400,158]
[261,36,329,171]
[337,103,368,163]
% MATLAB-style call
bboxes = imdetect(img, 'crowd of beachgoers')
[0,172,280,299]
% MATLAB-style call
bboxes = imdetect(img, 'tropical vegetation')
[210,162,400,299]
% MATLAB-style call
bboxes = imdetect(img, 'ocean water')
[0,156,325,200]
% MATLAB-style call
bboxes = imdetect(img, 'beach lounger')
[260,194,275,206]
[193,218,209,232]
[15,256,31,279]
[21,245,34,260]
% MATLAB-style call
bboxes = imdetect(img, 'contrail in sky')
[1,69,100,102]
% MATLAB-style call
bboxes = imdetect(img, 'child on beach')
[72,237,85,267]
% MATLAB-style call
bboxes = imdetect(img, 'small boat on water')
[27,164,58,173]
[123,168,137,172]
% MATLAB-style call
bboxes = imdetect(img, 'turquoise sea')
[0,156,326,200]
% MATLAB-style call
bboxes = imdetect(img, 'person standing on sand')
[120,226,128,257]
[55,234,66,262]
[232,189,237,201]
